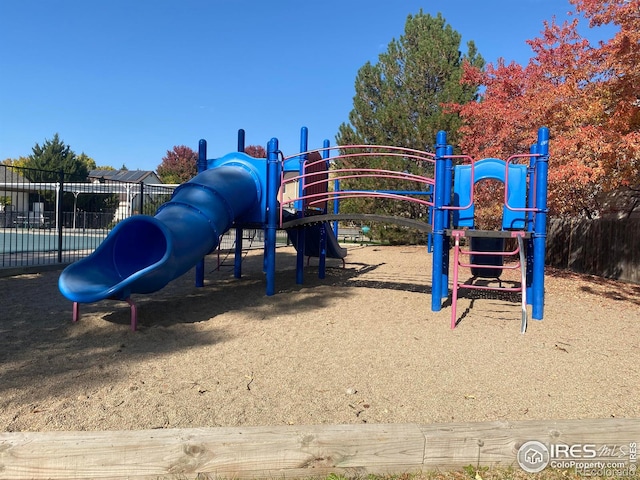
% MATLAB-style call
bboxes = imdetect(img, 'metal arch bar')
[281,213,433,233]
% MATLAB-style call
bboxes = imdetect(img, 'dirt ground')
[0,244,638,433]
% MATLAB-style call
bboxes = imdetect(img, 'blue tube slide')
[281,210,347,260]
[59,162,261,303]
[286,222,347,260]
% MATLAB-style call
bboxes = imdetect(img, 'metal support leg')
[125,298,138,331]
[516,234,528,334]
[450,232,462,329]
[72,302,80,323]
[72,299,137,331]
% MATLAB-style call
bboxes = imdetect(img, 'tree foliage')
[77,152,97,171]
[574,0,640,213]
[453,0,640,218]
[25,133,88,181]
[157,145,198,184]
[244,145,266,158]
[335,10,484,242]
[2,156,30,168]
[338,11,484,150]
[13,134,113,214]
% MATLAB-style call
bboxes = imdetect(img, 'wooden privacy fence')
[546,217,640,283]
[1,418,639,479]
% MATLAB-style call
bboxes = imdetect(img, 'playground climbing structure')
[59,126,549,332]
[275,127,549,332]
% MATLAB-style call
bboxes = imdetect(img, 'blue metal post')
[237,129,245,152]
[265,138,280,296]
[526,143,538,304]
[235,129,245,279]
[441,144,453,299]
[295,127,308,284]
[195,139,207,288]
[318,225,327,279]
[532,127,549,319]
[431,131,447,311]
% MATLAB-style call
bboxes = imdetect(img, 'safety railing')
[279,145,435,227]
[442,152,542,214]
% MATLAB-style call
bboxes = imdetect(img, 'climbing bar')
[445,229,531,238]
[449,230,528,332]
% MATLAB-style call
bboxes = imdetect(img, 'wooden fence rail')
[546,218,640,283]
[1,418,638,479]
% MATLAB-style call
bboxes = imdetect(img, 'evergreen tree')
[26,133,88,181]
[338,11,483,150]
[20,134,93,214]
[335,11,484,243]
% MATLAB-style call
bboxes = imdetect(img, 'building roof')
[88,169,159,183]
[0,165,29,184]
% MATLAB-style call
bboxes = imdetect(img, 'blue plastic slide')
[59,163,261,303]
[284,216,347,260]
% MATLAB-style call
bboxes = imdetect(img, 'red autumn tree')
[244,145,266,158]
[452,0,639,218]
[572,0,640,209]
[157,145,198,184]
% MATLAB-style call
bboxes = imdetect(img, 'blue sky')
[0,0,617,172]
